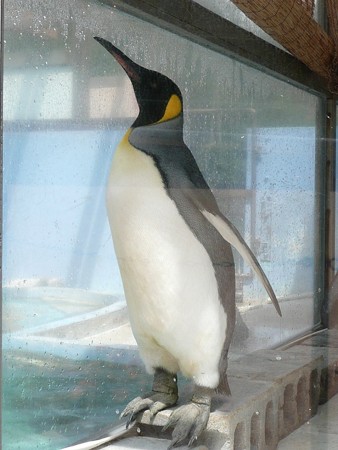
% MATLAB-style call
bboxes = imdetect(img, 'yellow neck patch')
[157,94,182,123]
[119,129,132,150]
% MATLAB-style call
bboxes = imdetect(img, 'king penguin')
[94,37,282,449]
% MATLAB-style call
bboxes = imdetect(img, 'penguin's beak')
[94,37,141,84]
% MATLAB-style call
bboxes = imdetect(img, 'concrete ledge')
[106,330,338,449]
[278,394,338,449]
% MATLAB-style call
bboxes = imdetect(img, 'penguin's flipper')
[181,181,281,316]
[201,208,282,317]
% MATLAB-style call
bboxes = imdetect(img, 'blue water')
[3,350,151,450]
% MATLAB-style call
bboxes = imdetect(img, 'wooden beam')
[98,0,328,95]
[327,0,338,92]
[230,0,336,84]
[327,0,338,44]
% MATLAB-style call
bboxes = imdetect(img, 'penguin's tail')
[216,373,232,396]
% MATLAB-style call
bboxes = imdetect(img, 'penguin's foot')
[120,368,178,427]
[163,386,212,449]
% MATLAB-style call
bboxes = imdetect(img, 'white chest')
[106,131,181,260]
[105,131,226,382]
[106,130,218,304]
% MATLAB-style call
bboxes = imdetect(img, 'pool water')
[3,350,151,450]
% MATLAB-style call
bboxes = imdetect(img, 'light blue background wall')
[4,126,316,298]
[3,128,124,294]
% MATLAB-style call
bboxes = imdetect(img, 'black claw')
[120,411,127,420]
[188,435,197,447]
[126,415,135,428]
[167,437,181,450]
[162,420,172,433]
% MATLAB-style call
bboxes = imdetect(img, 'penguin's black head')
[94,37,183,128]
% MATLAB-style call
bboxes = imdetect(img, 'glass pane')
[3,1,323,448]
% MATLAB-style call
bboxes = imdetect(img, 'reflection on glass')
[195,0,283,48]
[195,0,321,48]
[3,1,323,448]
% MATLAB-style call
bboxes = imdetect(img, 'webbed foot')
[163,386,212,449]
[120,368,178,427]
